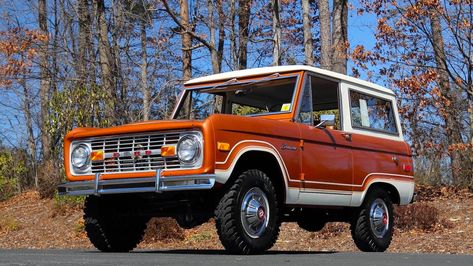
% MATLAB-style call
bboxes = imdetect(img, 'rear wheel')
[83,196,148,252]
[350,188,394,252]
[215,169,280,254]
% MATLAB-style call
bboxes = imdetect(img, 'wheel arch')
[364,182,401,205]
[217,149,287,205]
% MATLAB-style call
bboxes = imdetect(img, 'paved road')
[0,249,471,266]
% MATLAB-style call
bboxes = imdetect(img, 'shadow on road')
[128,249,337,255]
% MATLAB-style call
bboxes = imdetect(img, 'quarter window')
[350,91,398,134]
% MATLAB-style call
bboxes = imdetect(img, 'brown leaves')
[393,69,438,94]
[0,28,47,87]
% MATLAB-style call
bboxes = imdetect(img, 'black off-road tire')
[350,188,394,252]
[83,196,148,252]
[215,169,280,254]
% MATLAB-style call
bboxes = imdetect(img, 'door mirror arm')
[314,114,336,128]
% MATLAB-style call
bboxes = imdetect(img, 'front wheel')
[83,196,148,252]
[350,188,394,252]
[215,169,280,254]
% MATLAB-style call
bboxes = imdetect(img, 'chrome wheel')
[369,198,389,238]
[240,187,270,238]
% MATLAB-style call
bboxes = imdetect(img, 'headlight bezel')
[70,142,92,174]
[176,133,203,166]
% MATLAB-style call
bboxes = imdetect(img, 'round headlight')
[177,135,201,164]
[71,144,91,170]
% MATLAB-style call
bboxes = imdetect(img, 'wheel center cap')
[257,207,265,220]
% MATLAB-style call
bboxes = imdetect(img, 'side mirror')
[315,114,335,128]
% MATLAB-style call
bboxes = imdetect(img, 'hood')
[66,119,204,140]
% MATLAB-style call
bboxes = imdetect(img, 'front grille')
[90,132,182,174]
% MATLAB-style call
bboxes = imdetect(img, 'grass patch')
[50,192,85,218]
[186,231,213,243]
[0,218,21,233]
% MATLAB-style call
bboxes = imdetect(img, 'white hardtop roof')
[185,65,394,95]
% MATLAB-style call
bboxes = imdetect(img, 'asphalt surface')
[0,249,472,266]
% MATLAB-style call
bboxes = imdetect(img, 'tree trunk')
[230,0,238,70]
[430,13,465,184]
[180,0,192,81]
[238,0,251,69]
[140,21,150,121]
[95,0,116,121]
[208,0,220,73]
[38,0,51,161]
[77,0,89,85]
[271,0,282,66]
[319,0,331,70]
[216,0,225,72]
[331,0,348,74]
[20,79,37,187]
[301,0,313,65]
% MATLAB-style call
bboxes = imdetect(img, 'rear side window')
[349,90,398,134]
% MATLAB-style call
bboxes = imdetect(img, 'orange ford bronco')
[59,65,414,254]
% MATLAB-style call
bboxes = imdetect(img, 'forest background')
[0,0,471,199]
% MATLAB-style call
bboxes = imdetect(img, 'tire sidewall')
[236,171,279,250]
[364,189,394,249]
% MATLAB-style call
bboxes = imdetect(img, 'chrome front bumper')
[57,169,216,196]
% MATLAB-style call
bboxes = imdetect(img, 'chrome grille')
[90,132,182,174]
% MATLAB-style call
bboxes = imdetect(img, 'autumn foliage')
[0,28,47,87]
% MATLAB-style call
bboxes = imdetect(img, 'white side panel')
[350,180,415,207]
[291,188,352,206]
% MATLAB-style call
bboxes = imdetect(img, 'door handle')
[341,133,352,141]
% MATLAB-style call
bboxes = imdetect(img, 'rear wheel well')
[366,182,400,205]
[228,151,286,205]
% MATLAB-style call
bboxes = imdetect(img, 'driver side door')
[296,74,353,206]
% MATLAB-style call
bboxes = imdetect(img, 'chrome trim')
[58,172,216,196]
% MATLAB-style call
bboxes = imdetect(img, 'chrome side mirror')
[315,114,335,128]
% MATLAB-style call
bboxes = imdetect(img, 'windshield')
[175,76,298,120]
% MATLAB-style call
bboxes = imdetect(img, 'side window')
[297,75,313,125]
[297,74,341,129]
[349,90,398,134]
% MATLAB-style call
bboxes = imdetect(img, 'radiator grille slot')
[90,132,182,174]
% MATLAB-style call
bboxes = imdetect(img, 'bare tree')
[180,0,192,81]
[301,0,313,65]
[140,20,150,120]
[77,0,92,86]
[95,0,116,120]
[38,0,51,161]
[238,0,251,69]
[271,0,281,66]
[331,0,348,74]
[430,13,464,183]
[229,0,238,70]
[319,0,331,70]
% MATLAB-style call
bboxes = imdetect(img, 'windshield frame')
[171,71,303,120]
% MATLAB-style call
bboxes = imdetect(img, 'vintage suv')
[59,65,414,254]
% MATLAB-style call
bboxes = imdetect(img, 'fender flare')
[214,140,293,202]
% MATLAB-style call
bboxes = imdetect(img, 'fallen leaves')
[1,187,473,253]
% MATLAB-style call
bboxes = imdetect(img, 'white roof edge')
[184,65,394,95]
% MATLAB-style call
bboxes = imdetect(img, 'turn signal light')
[217,142,231,151]
[90,150,104,161]
[161,145,176,157]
